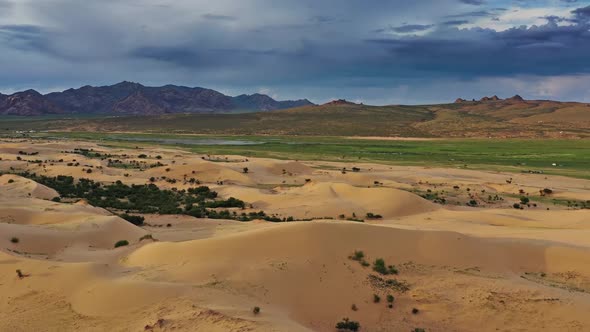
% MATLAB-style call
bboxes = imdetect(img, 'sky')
[0,0,590,105]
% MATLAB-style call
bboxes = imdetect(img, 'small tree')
[114,240,129,248]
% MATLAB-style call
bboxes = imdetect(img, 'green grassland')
[25,132,590,179]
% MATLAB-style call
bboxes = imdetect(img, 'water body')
[118,137,264,146]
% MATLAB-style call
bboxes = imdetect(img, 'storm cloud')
[0,0,589,104]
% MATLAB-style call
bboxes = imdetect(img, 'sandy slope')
[1,138,590,331]
[0,174,59,200]
[219,182,437,219]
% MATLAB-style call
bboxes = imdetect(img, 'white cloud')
[467,6,574,31]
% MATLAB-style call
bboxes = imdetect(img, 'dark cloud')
[0,25,43,34]
[366,20,590,78]
[1,0,590,104]
[459,0,486,5]
[572,5,590,22]
[441,20,470,25]
[390,24,435,33]
[0,24,53,54]
[201,14,237,21]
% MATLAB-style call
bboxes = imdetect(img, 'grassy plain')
[29,132,590,179]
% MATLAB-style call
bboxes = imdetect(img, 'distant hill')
[0,82,314,116]
[2,93,590,138]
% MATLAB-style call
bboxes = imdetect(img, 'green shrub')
[114,240,129,248]
[373,294,381,303]
[335,318,360,331]
[350,250,364,261]
[373,258,397,275]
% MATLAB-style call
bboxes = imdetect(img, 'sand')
[1,138,590,331]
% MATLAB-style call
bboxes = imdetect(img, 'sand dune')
[0,174,59,200]
[220,181,437,219]
[126,221,590,331]
[2,138,590,331]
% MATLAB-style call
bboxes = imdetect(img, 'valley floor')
[1,138,590,331]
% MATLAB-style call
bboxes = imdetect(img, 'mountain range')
[0,82,314,116]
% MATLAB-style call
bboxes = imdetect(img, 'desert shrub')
[520,197,530,204]
[387,294,394,303]
[373,259,387,274]
[373,259,398,275]
[51,197,61,202]
[252,306,260,315]
[349,250,370,267]
[373,294,381,303]
[335,318,360,331]
[351,304,358,311]
[7,179,14,183]
[412,329,426,332]
[513,203,521,209]
[138,154,147,158]
[412,308,420,314]
[366,212,383,219]
[86,169,92,174]
[350,250,364,261]
[114,240,129,248]
[119,214,145,226]
[243,167,249,173]
[10,237,19,244]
